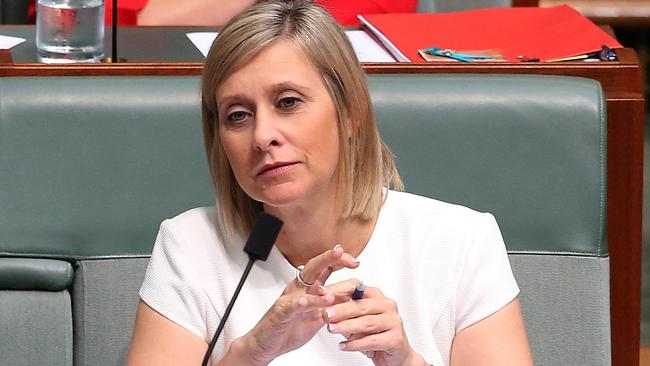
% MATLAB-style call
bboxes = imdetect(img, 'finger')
[324,296,397,324]
[297,244,359,287]
[273,293,334,325]
[327,314,390,335]
[324,282,382,300]
[304,279,323,296]
[322,281,385,306]
[314,251,360,285]
[339,332,396,352]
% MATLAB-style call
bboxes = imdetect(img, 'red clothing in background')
[30,0,417,26]
[318,0,417,26]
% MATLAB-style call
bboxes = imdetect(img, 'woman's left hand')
[322,279,427,366]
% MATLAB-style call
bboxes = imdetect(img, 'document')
[358,5,622,62]
[186,30,395,63]
[0,35,26,49]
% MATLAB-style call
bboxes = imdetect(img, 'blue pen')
[351,281,365,300]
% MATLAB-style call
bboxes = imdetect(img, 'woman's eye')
[227,111,249,123]
[278,97,300,110]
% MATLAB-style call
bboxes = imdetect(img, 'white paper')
[345,30,395,62]
[0,35,26,49]
[186,30,395,62]
[186,32,219,57]
[357,15,408,62]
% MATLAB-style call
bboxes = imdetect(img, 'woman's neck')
[264,202,378,267]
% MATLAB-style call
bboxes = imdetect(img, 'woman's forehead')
[216,40,323,99]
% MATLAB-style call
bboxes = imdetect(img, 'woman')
[127,1,533,365]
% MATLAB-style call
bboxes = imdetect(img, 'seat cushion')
[72,258,149,366]
[0,290,73,366]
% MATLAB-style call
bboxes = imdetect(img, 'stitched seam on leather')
[508,249,608,257]
[597,84,606,256]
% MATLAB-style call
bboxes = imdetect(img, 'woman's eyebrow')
[217,93,249,108]
[268,81,311,95]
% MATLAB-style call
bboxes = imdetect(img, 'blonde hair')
[201,0,402,238]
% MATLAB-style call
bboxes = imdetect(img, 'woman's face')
[216,40,341,209]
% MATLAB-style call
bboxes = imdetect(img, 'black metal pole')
[111,0,117,62]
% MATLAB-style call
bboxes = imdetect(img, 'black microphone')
[201,212,283,366]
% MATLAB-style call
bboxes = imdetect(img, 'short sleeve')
[139,219,208,341]
[454,213,519,332]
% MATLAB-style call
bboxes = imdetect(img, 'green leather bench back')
[371,74,607,256]
[0,74,609,366]
[0,75,606,259]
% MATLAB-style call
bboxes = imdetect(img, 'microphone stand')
[200,259,255,366]
[200,212,282,366]
[111,0,117,62]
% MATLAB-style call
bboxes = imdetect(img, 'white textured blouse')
[140,190,519,366]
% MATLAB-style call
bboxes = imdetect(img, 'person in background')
[29,0,416,26]
[127,1,534,365]
[136,0,416,26]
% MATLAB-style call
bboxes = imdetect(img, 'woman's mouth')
[258,162,299,177]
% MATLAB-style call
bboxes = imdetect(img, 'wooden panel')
[0,50,13,64]
[513,0,540,6]
[607,96,645,366]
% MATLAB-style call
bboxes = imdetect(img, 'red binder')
[358,5,622,62]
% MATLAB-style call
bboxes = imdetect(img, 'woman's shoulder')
[155,206,228,256]
[162,206,218,231]
[384,190,493,225]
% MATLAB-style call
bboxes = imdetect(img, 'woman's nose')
[252,110,282,152]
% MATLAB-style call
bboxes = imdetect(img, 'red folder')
[358,5,622,62]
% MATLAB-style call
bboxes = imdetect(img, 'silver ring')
[295,265,315,287]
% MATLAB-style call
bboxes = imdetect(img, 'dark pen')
[351,281,365,300]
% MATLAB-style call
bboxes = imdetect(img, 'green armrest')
[0,257,73,291]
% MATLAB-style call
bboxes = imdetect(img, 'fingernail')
[327,323,337,332]
[319,285,327,292]
[338,342,346,350]
[324,308,334,319]
[326,293,334,302]
[333,243,342,251]
[352,257,360,264]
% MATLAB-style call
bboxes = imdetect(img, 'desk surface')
[2,26,210,63]
[0,24,644,366]
[0,25,643,97]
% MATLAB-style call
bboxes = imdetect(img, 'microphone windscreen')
[243,212,283,261]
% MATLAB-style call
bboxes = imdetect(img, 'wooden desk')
[0,25,644,366]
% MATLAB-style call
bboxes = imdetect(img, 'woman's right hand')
[230,244,359,365]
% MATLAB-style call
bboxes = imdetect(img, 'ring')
[295,265,315,287]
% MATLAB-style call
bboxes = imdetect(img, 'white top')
[140,190,519,366]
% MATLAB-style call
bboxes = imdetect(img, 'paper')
[0,35,26,49]
[359,5,623,62]
[186,32,219,57]
[186,30,395,62]
[345,30,395,62]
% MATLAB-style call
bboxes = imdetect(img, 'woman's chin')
[254,187,306,208]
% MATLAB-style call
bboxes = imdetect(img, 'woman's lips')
[258,162,299,177]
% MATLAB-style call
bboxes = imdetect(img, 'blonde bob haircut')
[201,0,402,238]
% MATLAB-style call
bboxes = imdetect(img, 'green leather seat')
[0,74,608,365]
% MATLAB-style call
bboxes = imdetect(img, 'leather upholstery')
[0,258,73,291]
[0,74,609,365]
[370,74,607,256]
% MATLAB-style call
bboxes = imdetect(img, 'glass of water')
[36,0,104,63]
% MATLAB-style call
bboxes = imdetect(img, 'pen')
[351,281,365,300]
